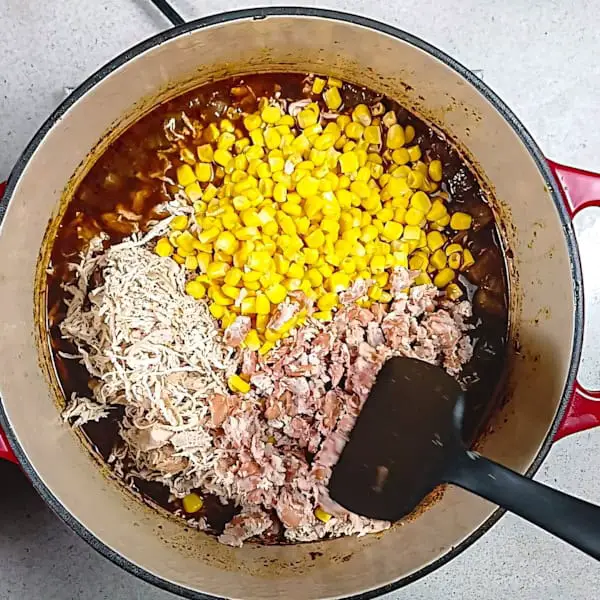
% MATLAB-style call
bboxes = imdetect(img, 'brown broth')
[47,73,508,538]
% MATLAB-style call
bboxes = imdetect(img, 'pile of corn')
[154,76,475,358]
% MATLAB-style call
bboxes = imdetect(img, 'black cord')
[148,0,185,26]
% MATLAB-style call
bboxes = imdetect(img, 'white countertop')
[1,1,600,598]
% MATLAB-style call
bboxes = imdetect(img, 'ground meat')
[201,269,473,545]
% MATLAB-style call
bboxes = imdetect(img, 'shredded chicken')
[60,230,239,499]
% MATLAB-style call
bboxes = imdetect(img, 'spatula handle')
[447,452,600,560]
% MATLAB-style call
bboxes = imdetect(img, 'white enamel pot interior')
[0,8,582,600]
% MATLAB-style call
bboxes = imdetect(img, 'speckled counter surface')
[1,1,600,599]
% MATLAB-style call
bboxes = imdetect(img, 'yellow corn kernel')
[413,272,431,285]
[213,231,237,255]
[448,252,462,270]
[360,224,378,243]
[317,292,339,311]
[386,124,405,150]
[434,267,456,288]
[345,122,364,141]
[196,144,213,163]
[349,103,370,126]
[264,128,282,151]
[304,229,325,249]
[363,124,382,145]
[369,255,386,272]
[446,283,463,300]
[314,506,332,523]
[403,124,415,143]
[450,212,473,230]
[182,492,204,514]
[426,231,445,252]
[244,113,262,131]
[407,170,424,189]
[155,238,174,258]
[206,261,229,280]
[409,251,429,271]
[403,224,421,240]
[444,243,462,256]
[405,207,425,226]
[220,118,235,133]
[411,191,432,214]
[213,149,232,167]
[384,177,410,199]
[323,87,342,110]
[265,283,287,304]
[242,329,260,351]
[194,252,210,273]
[296,108,318,129]
[261,104,282,124]
[367,284,382,301]
[377,207,394,223]
[436,214,451,227]
[169,215,188,232]
[312,133,335,151]
[184,255,198,270]
[235,138,251,154]
[428,159,443,182]
[390,148,409,166]
[287,262,305,280]
[252,294,269,316]
[250,128,265,147]
[222,284,241,300]
[273,182,287,204]
[407,145,422,162]
[393,251,408,268]
[239,296,256,315]
[232,194,251,211]
[235,226,259,241]
[177,164,196,187]
[430,249,447,270]
[241,209,262,228]
[296,176,320,199]
[185,279,206,299]
[382,221,404,241]
[462,248,475,270]
[426,199,447,222]
[203,123,219,142]
[305,267,323,287]
[202,183,217,201]
[312,76,327,94]
[207,303,224,319]
[212,287,234,305]
[184,182,203,202]
[217,132,236,151]
[223,267,242,287]
[257,341,273,356]
[228,374,250,394]
[382,110,397,128]
[328,271,350,293]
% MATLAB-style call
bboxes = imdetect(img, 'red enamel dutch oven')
[1,8,600,600]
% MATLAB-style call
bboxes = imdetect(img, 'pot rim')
[0,7,583,600]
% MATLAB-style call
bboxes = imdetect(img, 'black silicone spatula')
[329,356,600,560]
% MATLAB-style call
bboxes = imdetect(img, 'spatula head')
[329,356,465,522]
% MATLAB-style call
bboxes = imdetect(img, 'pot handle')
[547,160,600,440]
[0,181,17,463]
